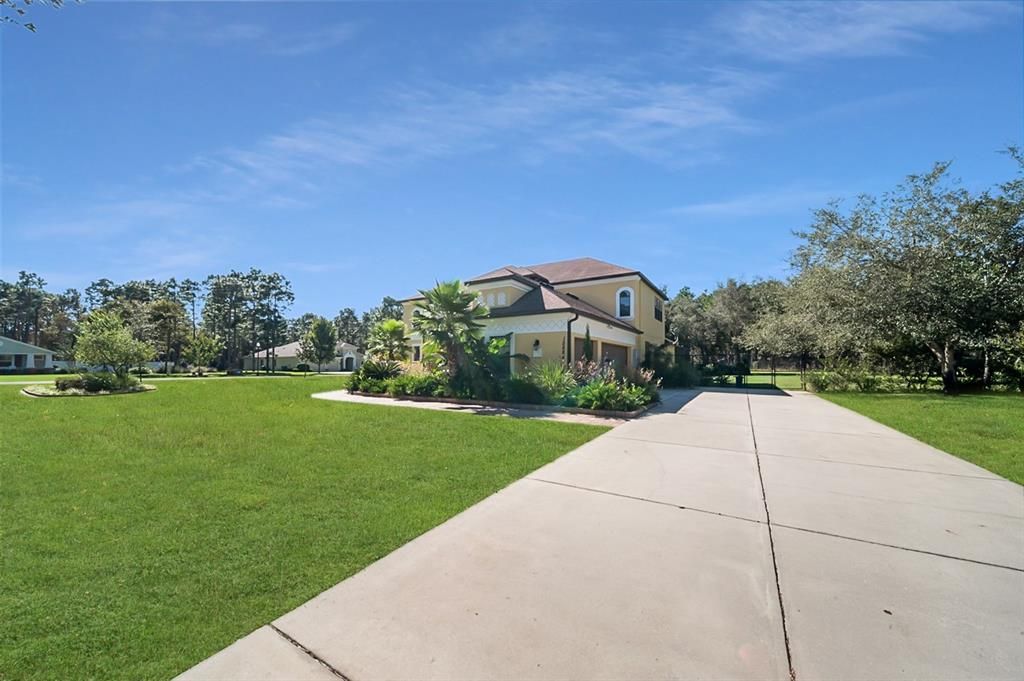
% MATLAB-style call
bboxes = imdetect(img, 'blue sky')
[2,1,1022,315]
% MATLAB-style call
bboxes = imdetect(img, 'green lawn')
[822,392,1024,484]
[1,379,606,679]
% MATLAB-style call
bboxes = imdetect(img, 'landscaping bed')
[349,390,655,418]
[22,383,155,397]
[21,372,156,397]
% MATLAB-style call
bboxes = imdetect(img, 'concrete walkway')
[179,389,1024,681]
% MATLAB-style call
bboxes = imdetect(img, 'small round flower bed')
[22,373,155,398]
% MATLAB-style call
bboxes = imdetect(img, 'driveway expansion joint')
[771,523,1024,573]
[269,624,353,680]
[748,393,797,681]
[755,451,1009,481]
[527,476,765,524]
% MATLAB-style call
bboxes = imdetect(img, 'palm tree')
[412,280,488,377]
[367,318,409,361]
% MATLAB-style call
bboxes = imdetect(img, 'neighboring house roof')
[0,335,56,354]
[487,286,641,333]
[249,340,362,358]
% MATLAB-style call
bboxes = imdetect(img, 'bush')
[656,361,701,388]
[295,363,310,373]
[571,378,649,411]
[56,372,137,393]
[502,376,547,404]
[622,367,662,404]
[349,359,407,394]
[806,370,849,392]
[360,359,403,380]
[524,362,576,403]
[384,373,445,397]
[55,375,86,391]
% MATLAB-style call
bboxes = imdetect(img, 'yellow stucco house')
[401,257,667,372]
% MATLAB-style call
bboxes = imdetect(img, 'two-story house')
[401,257,667,372]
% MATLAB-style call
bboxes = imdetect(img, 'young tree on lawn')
[412,281,487,380]
[298,316,337,373]
[181,332,224,376]
[366,319,408,361]
[75,310,153,382]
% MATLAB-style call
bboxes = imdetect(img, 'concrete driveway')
[179,389,1024,681]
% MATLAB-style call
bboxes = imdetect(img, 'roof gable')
[0,336,55,354]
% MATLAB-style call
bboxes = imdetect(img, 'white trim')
[482,313,572,336]
[615,286,635,320]
[468,280,534,293]
[570,318,637,346]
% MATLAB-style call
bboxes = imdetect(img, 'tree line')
[665,151,1024,393]
[0,268,403,372]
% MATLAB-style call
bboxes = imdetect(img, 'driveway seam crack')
[527,477,764,524]
[771,523,1024,573]
[748,392,796,681]
[269,623,353,680]
[756,451,1010,482]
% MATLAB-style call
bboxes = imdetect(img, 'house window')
[412,345,421,362]
[34,354,46,369]
[532,339,543,358]
[616,287,634,318]
[654,298,663,322]
[497,292,507,306]
[486,294,495,306]
[0,354,11,369]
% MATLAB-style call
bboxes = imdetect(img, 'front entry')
[344,356,354,371]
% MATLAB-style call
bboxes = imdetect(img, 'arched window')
[616,287,634,318]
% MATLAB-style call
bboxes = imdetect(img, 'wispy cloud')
[186,68,772,191]
[136,11,357,57]
[667,186,843,219]
[469,16,616,62]
[703,1,1017,62]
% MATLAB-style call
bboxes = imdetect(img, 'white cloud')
[134,11,356,57]
[667,186,843,219]
[186,68,772,191]
[705,1,1017,62]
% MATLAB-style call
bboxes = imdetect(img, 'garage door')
[601,343,629,371]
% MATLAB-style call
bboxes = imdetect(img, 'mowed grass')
[822,392,1024,484]
[1,379,606,679]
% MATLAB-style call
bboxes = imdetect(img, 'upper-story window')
[616,287,634,319]
[497,292,507,306]
[654,298,663,322]
[486,293,495,306]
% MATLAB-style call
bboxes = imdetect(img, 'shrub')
[524,362,576,403]
[360,359,403,380]
[572,379,649,411]
[295,363,310,373]
[806,370,849,392]
[55,375,86,391]
[656,361,701,388]
[385,374,445,397]
[622,367,662,404]
[502,376,547,404]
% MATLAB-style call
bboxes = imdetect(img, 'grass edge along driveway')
[1,379,607,680]
[822,391,1023,485]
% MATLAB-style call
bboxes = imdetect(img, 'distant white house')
[244,340,363,372]
[0,335,56,372]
